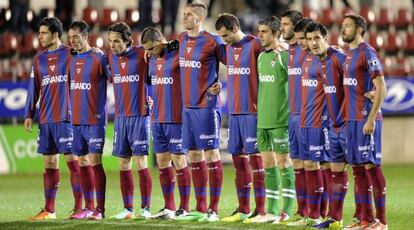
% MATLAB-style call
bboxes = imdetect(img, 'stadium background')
[0,0,413,229]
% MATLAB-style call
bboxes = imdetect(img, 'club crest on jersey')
[271,60,276,67]
[76,68,81,74]
[50,65,55,71]
[157,64,162,71]
[186,47,192,53]
[121,62,126,69]
[305,67,309,73]
[234,54,239,61]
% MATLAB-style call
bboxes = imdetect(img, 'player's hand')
[147,96,153,109]
[91,47,104,54]
[24,118,33,133]
[207,81,222,95]
[363,119,375,135]
[364,91,375,102]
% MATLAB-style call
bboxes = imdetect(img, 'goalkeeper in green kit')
[245,16,295,224]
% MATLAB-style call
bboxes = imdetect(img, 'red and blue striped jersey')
[300,55,329,128]
[24,45,71,124]
[343,42,383,121]
[179,30,226,108]
[226,35,261,114]
[107,46,149,117]
[288,43,308,115]
[148,47,182,123]
[69,50,111,125]
[323,47,347,128]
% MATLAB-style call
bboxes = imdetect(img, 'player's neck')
[188,26,203,37]
[267,39,279,51]
[79,44,91,53]
[288,37,297,45]
[234,31,245,43]
[48,40,61,51]
[349,36,364,49]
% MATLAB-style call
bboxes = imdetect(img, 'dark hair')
[215,13,240,31]
[304,21,328,38]
[281,10,303,26]
[141,27,164,44]
[343,14,367,36]
[39,17,63,38]
[294,17,313,33]
[258,16,281,34]
[187,1,207,17]
[69,20,90,36]
[108,22,132,47]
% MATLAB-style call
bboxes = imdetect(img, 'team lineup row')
[23,1,387,230]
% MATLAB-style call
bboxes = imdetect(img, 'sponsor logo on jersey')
[343,77,358,86]
[133,139,148,145]
[89,138,104,144]
[309,145,323,151]
[113,74,140,84]
[259,75,274,82]
[302,78,318,87]
[245,137,257,143]
[41,75,68,86]
[170,138,183,144]
[228,66,251,75]
[151,76,173,85]
[70,81,91,90]
[323,85,337,94]
[59,137,73,143]
[179,58,201,69]
[199,134,218,140]
[273,137,288,144]
[288,67,302,76]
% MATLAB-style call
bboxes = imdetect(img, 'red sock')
[295,168,309,217]
[249,154,266,215]
[232,155,251,214]
[176,167,191,212]
[66,160,82,210]
[367,166,387,225]
[44,168,60,213]
[120,170,134,209]
[321,168,332,218]
[352,166,374,222]
[159,166,176,210]
[330,171,348,221]
[352,166,362,221]
[191,161,208,213]
[80,165,95,210]
[207,160,223,213]
[306,169,323,219]
[92,164,106,212]
[138,168,152,208]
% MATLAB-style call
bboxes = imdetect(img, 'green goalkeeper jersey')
[257,49,289,129]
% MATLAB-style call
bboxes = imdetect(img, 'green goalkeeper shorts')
[257,127,289,153]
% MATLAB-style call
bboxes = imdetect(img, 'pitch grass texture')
[0,165,413,229]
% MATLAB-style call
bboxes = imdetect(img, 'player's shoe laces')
[89,209,104,220]
[364,219,388,230]
[174,210,207,221]
[29,208,56,220]
[151,208,175,219]
[68,209,82,219]
[198,209,219,222]
[138,207,151,219]
[312,217,343,229]
[221,208,250,222]
[274,211,290,224]
[69,208,94,220]
[243,213,279,223]
[109,208,135,219]
[344,218,370,230]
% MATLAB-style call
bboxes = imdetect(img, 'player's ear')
[232,26,238,33]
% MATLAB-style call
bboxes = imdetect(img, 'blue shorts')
[72,125,106,156]
[328,126,347,163]
[227,114,258,155]
[289,114,305,159]
[299,127,330,162]
[37,121,73,154]
[113,116,150,157]
[346,120,382,165]
[152,122,186,154]
[182,107,220,150]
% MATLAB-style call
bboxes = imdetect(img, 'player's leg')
[320,162,331,220]
[273,127,295,223]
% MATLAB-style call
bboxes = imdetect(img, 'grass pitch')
[0,164,413,229]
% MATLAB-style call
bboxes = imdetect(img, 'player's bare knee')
[119,157,132,171]
[261,151,277,168]
[304,160,320,171]
[89,153,102,166]
[64,153,78,162]
[276,154,292,169]
[292,159,304,169]
[156,153,172,169]
[172,155,187,170]
[44,155,59,169]
[188,150,204,162]
[78,155,90,167]
[331,162,346,172]
[135,155,148,170]
[205,149,220,163]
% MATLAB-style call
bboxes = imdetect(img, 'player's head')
[258,16,281,48]
[281,10,303,41]
[141,27,167,57]
[38,17,63,48]
[294,17,313,50]
[183,1,207,31]
[341,14,367,43]
[215,13,241,45]
[68,20,90,52]
[305,21,328,57]
[108,22,132,54]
